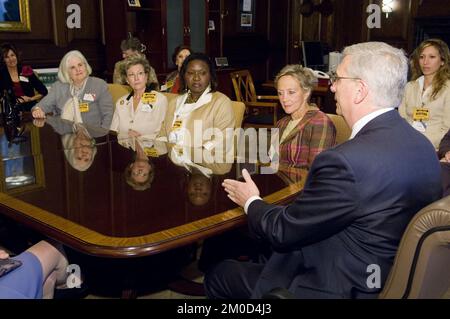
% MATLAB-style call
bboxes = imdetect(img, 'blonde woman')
[272,64,336,168]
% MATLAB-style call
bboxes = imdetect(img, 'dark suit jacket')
[247,110,442,298]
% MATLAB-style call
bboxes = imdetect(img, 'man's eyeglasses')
[328,72,361,85]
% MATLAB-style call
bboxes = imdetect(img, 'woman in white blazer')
[110,55,167,141]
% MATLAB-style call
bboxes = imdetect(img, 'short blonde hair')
[274,64,318,95]
[58,50,92,83]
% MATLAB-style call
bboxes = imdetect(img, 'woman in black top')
[0,43,48,111]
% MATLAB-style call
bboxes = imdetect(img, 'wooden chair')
[230,70,279,128]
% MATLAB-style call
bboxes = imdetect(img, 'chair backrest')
[107,84,132,108]
[162,92,178,104]
[379,195,450,299]
[231,101,245,128]
[326,114,351,145]
[230,70,257,103]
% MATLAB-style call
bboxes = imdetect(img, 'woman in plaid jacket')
[271,65,336,169]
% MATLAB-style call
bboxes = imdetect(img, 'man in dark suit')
[205,42,443,299]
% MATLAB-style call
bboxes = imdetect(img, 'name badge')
[144,147,158,157]
[166,80,174,89]
[142,92,157,104]
[412,121,426,133]
[19,76,29,82]
[413,108,429,121]
[172,120,183,130]
[141,104,153,113]
[79,103,90,113]
[83,93,96,102]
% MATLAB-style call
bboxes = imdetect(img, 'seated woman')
[113,35,159,89]
[438,129,450,197]
[110,56,167,140]
[162,45,191,93]
[0,43,48,112]
[31,50,113,129]
[162,52,235,160]
[270,64,336,168]
[0,240,69,299]
[399,38,450,149]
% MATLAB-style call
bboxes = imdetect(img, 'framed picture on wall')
[240,13,252,27]
[237,0,255,32]
[127,0,141,7]
[0,0,31,32]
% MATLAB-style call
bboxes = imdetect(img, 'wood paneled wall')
[2,0,449,83]
[0,0,105,76]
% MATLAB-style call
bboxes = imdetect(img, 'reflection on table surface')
[0,116,307,257]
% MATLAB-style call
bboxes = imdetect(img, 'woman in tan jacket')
[399,38,450,149]
[162,53,235,162]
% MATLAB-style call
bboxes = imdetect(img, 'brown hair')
[410,38,450,99]
[1,42,20,65]
[120,35,146,53]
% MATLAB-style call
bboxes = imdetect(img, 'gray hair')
[274,64,318,95]
[342,42,408,109]
[58,50,93,83]
[61,134,97,172]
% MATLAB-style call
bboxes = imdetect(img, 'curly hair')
[179,52,218,93]
[410,39,450,100]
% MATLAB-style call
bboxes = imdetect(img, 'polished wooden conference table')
[0,116,307,259]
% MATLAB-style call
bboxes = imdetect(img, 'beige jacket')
[161,91,235,152]
[399,78,450,149]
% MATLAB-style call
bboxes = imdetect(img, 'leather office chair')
[230,70,279,128]
[263,195,450,299]
[326,113,351,145]
[378,195,450,299]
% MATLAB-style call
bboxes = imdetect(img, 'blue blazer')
[247,110,443,298]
